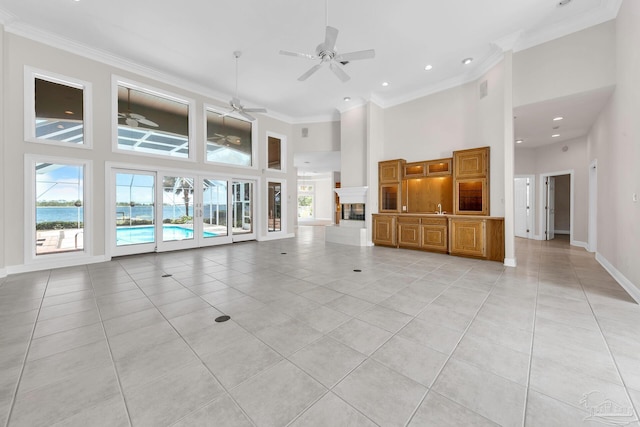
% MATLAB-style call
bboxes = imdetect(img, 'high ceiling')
[0,0,620,123]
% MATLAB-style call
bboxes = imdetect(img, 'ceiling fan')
[208,116,242,147]
[279,1,375,82]
[118,87,159,128]
[220,51,267,122]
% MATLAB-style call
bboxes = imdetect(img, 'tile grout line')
[4,270,51,427]
[574,261,640,422]
[521,241,542,427]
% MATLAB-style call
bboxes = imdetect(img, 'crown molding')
[2,19,297,124]
[0,9,17,26]
[289,110,340,124]
[376,48,505,110]
[513,0,621,52]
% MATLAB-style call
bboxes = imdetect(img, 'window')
[115,79,193,159]
[268,181,282,232]
[206,108,254,167]
[24,68,92,147]
[267,133,286,171]
[27,156,91,260]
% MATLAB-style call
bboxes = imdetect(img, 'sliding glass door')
[114,170,156,255]
[232,180,255,241]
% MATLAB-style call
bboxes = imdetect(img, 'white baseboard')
[596,253,640,304]
[571,240,589,249]
[257,232,295,242]
[0,268,6,279]
[6,255,109,276]
[504,258,517,267]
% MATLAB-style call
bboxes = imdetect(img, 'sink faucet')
[436,203,442,214]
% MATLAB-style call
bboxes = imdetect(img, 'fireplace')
[341,203,365,221]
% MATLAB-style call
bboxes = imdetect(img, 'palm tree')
[163,177,194,218]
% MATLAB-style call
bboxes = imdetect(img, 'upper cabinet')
[379,159,405,183]
[453,147,488,179]
[426,158,452,176]
[403,162,426,178]
[453,147,489,215]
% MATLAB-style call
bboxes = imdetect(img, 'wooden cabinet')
[449,217,503,261]
[453,147,489,215]
[403,162,426,178]
[379,183,402,212]
[421,218,448,252]
[454,178,488,216]
[398,217,421,248]
[454,147,488,179]
[372,215,397,247]
[379,159,404,183]
[426,158,452,176]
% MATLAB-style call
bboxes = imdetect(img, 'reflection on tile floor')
[1,229,639,426]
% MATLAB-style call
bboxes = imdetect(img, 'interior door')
[546,176,555,240]
[232,180,256,241]
[113,170,157,256]
[514,177,530,238]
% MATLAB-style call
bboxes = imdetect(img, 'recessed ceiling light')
[424,65,433,71]
[56,124,65,129]
[553,116,564,121]
[462,58,473,65]
[552,134,560,138]
[343,97,351,102]
[64,110,74,115]
[516,139,523,144]
[382,82,389,87]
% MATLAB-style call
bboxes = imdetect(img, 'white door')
[514,177,531,238]
[232,180,256,242]
[199,178,232,246]
[546,176,555,240]
[157,173,199,252]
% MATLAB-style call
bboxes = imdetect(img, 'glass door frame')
[231,179,257,242]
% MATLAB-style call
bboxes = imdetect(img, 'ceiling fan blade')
[329,62,350,82]
[279,50,317,60]
[238,111,256,121]
[125,118,138,127]
[118,112,126,118]
[335,49,376,62]
[128,113,146,120]
[137,118,159,127]
[298,64,323,81]
[324,26,339,51]
[243,108,267,113]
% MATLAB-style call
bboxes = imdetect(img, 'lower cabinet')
[372,214,504,262]
[448,217,504,261]
[372,214,397,247]
[398,217,421,248]
[421,218,448,252]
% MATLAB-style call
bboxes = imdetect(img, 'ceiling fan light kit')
[219,51,267,122]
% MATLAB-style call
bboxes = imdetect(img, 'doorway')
[541,171,573,242]
[231,180,256,241]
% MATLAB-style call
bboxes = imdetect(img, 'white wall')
[0,24,5,275]
[340,105,367,187]
[312,173,333,221]
[2,32,295,271]
[588,0,640,292]
[382,60,507,217]
[514,136,589,243]
[292,121,340,152]
[513,20,616,107]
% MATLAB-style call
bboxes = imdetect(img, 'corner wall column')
[503,50,516,267]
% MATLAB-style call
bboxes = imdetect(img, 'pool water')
[116,225,217,245]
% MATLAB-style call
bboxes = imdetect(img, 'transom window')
[206,108,253,167]
[115,81,193,159]
[24,68,92,147]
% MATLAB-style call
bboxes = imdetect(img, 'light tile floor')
[1,228,639,427]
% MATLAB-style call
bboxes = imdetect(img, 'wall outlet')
[633,193,638,203]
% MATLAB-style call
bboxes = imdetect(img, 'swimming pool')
[116,225,218,245]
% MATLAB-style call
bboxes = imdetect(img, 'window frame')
[24,66,93,149]
[24,154,93,264]
[266,131,287,173]
[266,179,286,234]
[203,104,258,170]
[112,76,196,162]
